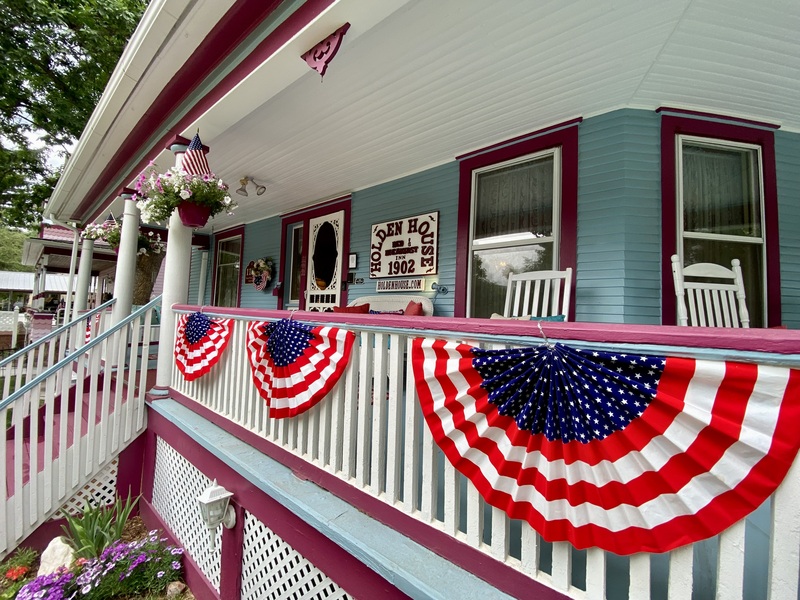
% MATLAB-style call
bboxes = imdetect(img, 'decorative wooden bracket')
[301,23,351,79]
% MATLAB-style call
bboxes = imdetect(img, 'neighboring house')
[12,1,800,599]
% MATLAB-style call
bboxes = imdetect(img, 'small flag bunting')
[174,312,234,381]
[246,318,355,418]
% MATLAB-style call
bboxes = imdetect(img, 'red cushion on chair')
[333,303,370,313]
[404,301,424,316]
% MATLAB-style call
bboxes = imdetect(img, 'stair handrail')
[0,297,117,371]
[0,295,161,411]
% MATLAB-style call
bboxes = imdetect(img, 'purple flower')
[172,561,181,570]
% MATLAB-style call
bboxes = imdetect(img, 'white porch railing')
[170,308,800,600]
[0,300,115,401]
[0,308,27,351]
[0,297,161,558]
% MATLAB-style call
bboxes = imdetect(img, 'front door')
[305,210,345,311]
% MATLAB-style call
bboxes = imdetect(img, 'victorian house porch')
[3,1,800,599]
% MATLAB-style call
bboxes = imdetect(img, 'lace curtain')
[682,144,760,237]
[474,157,554,240]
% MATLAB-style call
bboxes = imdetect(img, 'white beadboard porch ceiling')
[50,0,800,232]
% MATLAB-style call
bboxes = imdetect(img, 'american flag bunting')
[246,318,355,418]
[174,312,234,381]
[411,337,800,554]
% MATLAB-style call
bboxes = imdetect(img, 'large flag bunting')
[182,132,211,176]
[411,338,800,555]
[246,318,355,418]
[174,312,234,381]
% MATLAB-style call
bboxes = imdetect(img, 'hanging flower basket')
[177,201,212,228]
[134,162,237,226]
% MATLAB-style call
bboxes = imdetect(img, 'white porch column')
[63,227,80,323]
[74,237,95,312]
[153,139,195,393]
[32,269,41,305]
[112,193,141,324]
[37,266,47,310]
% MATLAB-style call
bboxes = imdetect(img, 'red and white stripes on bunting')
[411,337,800,555]
[245,318,355,419]
[174,312,234,381]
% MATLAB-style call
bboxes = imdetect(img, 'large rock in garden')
[38,537,75,575]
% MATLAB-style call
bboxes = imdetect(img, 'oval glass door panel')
[306,210,344,311]
[312,221,338,290]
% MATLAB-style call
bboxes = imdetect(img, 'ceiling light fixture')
[236,176,267,197]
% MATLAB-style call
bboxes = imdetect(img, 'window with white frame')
[213,234,242,307]
[468,149,561,318]
[677,135,766,327]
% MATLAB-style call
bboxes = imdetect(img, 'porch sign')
[376,278,424,292]
[412,338,800,555]
[370,211,438,279]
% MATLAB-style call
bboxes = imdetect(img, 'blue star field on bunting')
[184,312,212,345]
[265,318,314,367]
[472,343,663,443]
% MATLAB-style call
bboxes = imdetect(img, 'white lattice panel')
[50,459,118,519]
[152,437,221,591]
[240,511,351,600]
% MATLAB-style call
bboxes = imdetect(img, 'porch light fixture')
[197,480,236,549]
[235,176,267,197]
[431,282,449,305]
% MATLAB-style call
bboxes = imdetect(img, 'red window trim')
[211,225,246,308]
[278,197,352,310]
[660,114,781,326]
[454,123,579,317]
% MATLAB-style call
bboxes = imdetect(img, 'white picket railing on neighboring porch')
[0,297,161,558]
[170,308,800,600]
[0,300,115,402]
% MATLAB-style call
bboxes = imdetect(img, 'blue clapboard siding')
[776,130,800,329]
[576,109,662,324]
[240,217,283,309]
[187,247,205,305]
[348,163,460,316]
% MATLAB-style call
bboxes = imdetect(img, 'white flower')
[179,189,192,200]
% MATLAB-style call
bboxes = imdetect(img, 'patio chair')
[670,254,750,327]
[503,268,573,320]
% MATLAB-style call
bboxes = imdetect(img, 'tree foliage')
[0,0,147,229]
[0,227,35,272]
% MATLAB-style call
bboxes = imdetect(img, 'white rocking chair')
[503,268,573,320]
[670,254,750,328]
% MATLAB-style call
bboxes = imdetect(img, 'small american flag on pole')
[412,337,800,554]
[182,132,211,177]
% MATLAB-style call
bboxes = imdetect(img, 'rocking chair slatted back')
[503,268,573,320]
[671,254,750,328]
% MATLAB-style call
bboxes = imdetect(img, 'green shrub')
[61,494,139,559]
[0,546,38,599]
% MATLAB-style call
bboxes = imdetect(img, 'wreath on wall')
[251,257,275,291]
